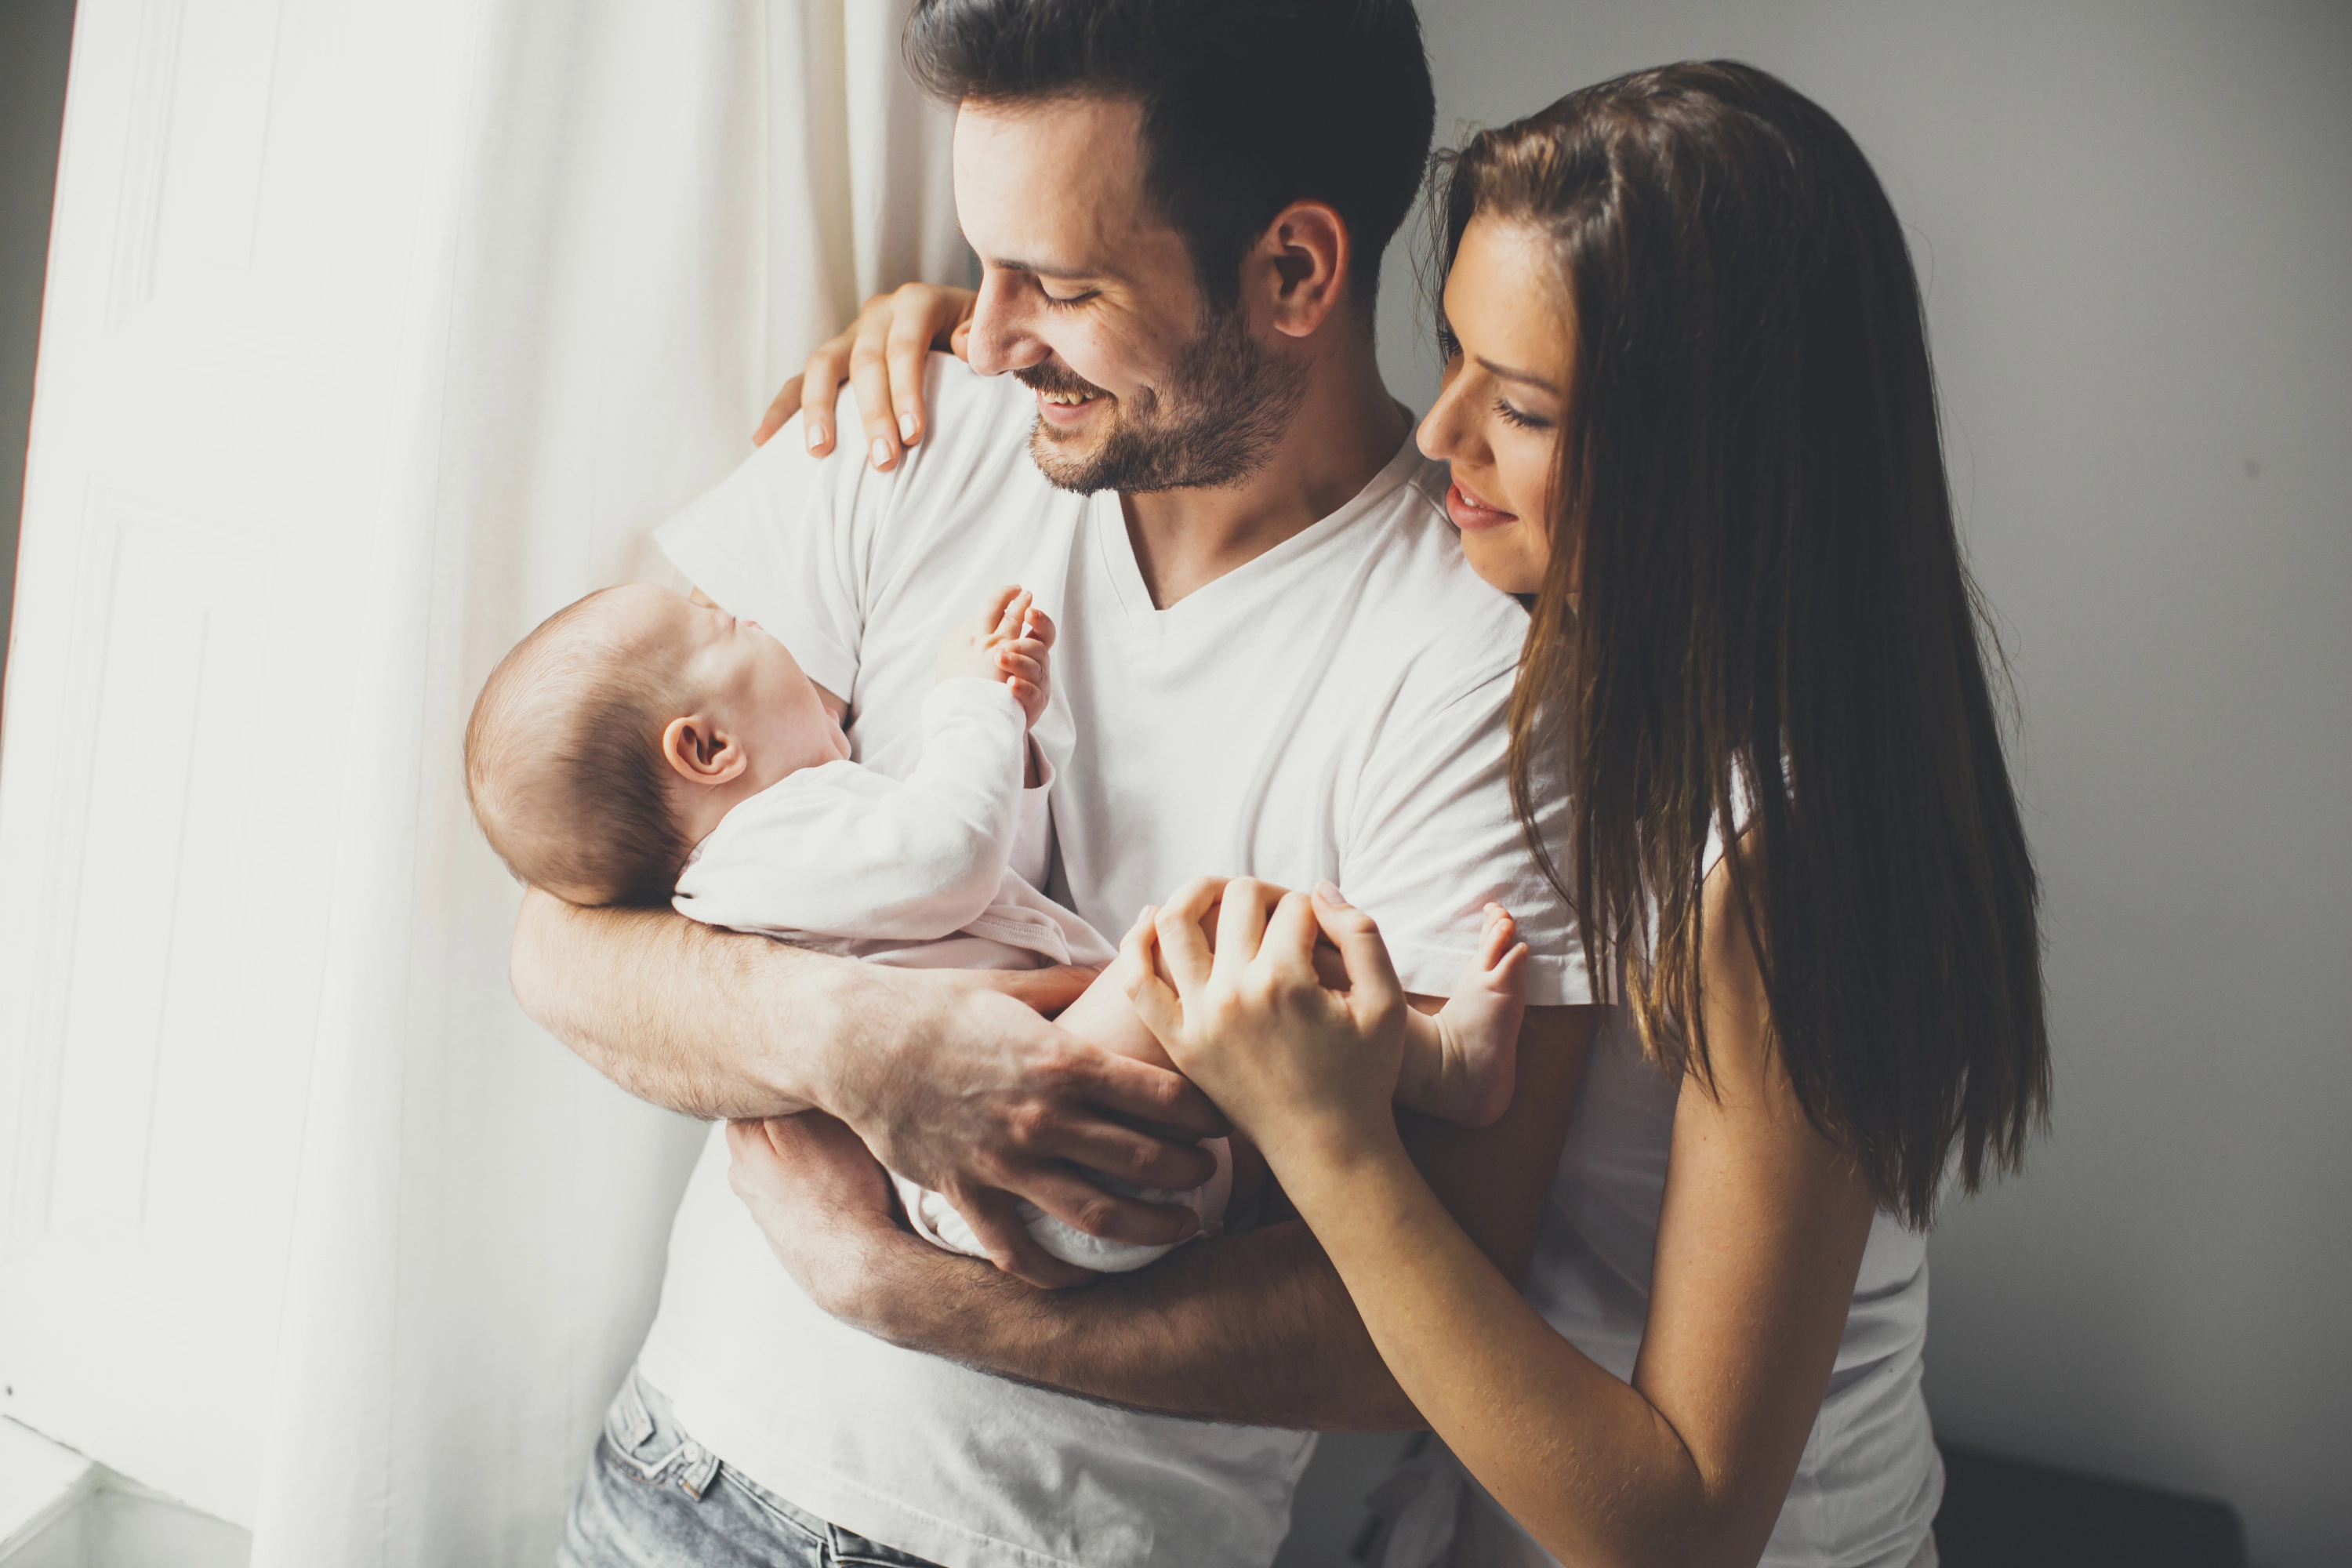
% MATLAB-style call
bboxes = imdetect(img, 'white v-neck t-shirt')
[635,357,1588,1568]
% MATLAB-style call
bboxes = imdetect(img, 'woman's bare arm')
[1132,876,1876,1568]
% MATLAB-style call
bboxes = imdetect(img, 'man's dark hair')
[907,0,1436,313]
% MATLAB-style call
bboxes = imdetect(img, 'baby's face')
[620,584,851,792]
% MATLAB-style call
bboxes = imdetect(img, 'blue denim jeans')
[556,1368,945,1568]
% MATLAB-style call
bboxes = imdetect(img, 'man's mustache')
[1014,361,1111,401]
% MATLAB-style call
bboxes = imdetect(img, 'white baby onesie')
[673,675,1228,1272]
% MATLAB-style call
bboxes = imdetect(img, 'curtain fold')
[245,6,958,1563]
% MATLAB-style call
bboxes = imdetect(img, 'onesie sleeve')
[1337,656,1593,1009]
[673,680,1033,942]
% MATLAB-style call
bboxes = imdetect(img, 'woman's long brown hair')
[1439,62,2049,1226]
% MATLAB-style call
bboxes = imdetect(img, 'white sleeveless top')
[1375,1005,1944,1568]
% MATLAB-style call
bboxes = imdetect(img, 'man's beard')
[1015,303,1309,495]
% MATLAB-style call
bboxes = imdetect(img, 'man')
[522,3,1598,1565]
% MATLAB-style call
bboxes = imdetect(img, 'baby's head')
[465,583,848,906]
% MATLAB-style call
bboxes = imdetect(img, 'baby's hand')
[937,584,1055,728]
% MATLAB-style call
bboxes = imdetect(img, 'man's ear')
[1250,199,1353,340]
[661,715,750,787]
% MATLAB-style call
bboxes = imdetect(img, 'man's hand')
[715,1001,1597,1428]
[725,1112,1109,1302]
[727,1115,909,1310]
[756,282,980,464]
[829,981,1226,1287]
[510,894,1223,1289]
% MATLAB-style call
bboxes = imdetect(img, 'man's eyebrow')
[1475,355,1563,394]
[989,256,1109,282]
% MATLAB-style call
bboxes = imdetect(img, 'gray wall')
[1359,3,2350,1565]
[1,0,77,701]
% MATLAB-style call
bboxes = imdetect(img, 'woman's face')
[1417,214,1578,598]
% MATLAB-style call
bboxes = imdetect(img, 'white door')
[0,0,448,1524]
[2,2,962,1544]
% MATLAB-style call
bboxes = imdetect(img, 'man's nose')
[965,273,1047,376]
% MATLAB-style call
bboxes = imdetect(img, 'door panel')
[0,0,423,1524]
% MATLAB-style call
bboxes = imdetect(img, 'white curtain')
[233,5,960,1563]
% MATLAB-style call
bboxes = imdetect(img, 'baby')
[465,580,1530,1274]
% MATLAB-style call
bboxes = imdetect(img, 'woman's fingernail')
[898,412,918,441]
[806,423,826,451]
[870,436,893,468]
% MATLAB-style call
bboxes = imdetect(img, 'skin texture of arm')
[723,999,1595,1429]
[1130,875,1879,1568]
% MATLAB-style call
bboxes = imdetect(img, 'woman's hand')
[755,281,980,466]
[1120,877,1410,1171]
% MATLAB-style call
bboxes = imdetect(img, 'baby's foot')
[1430,904,1530,1128]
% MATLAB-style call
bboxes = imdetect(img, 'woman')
[770,60,2046,1568]
[1119,64,2049,1567]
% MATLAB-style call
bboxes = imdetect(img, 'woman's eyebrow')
[1475,355,1563,394]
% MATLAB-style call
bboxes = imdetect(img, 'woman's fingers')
[1258,888,1326,983]
[850,336,905,471]
[766,282,975,456]
[885,298,937,449]
[1212,877,1276,980]
[1120,911,1187,1047]
[754,373,807,448]
[871,281,977,459]
[1154,878,1226,996]
[1312,881,1406,1018]
[793,334,857,452]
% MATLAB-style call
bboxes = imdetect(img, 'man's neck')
[1120,336,1412,609]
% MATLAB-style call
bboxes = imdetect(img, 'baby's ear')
[661,716,750,786]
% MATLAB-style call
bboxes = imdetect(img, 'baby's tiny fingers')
[998,588,1033,638]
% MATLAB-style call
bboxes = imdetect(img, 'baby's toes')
[1477,907,1519,969]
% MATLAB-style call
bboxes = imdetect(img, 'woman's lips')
[1446,478,1518,532]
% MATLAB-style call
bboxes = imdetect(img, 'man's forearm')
[510,887,858,1120]
[805,1005,1597,1428]
[852,1215,1423,1431]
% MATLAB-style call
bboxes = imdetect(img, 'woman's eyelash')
[1040,289,1098,310]
[1494,397,1551,430]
